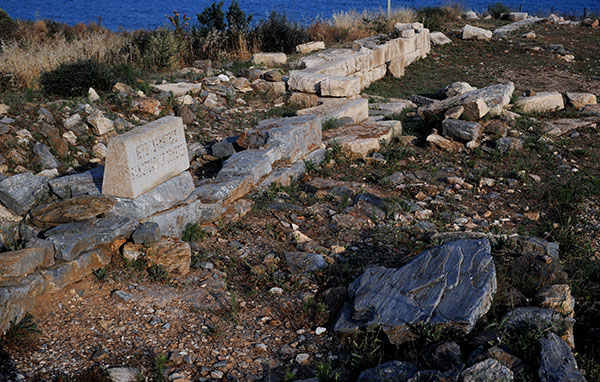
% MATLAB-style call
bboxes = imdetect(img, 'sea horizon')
[2,0,599,31]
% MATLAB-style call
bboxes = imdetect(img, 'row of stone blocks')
[288,23,431,98]
[0,116,327,334]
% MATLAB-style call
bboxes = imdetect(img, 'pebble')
[295,353,310,364]
[315,327,326,335]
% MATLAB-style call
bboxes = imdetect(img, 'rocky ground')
[0,14,599,382]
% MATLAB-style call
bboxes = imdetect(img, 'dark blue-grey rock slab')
[0,273,47,334]
[460,358,513,382]
[132,222,161,244]
[335,239,496,345]
[48,167,104,199]
[538,332,587,382]
[44,215,138,261]
[211,141,236,158]
[285,251,327,272]
[502,307,575,333]
[108,171,195,221]
[0,174,50,216]
[357,361,418,382]
[33,142,60,169]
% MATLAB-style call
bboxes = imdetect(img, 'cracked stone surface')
[335,239,496,344]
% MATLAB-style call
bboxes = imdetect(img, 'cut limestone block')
[217,148,282,185]
[323,121,401,159]
[287,71,327,94]
[430,32,452,45]
[297,98,369,125]
[493,17,544,38]
[419,82,515,121]
[296,41,325,54]
[462,25,493,40]
[109,171,195,220]
[102,116,189,199]
[192,176,255,204]
[146,200,224,237]
[151,82,202,96]
[320,76,361,97]
[566,92,597,109]
[245,115,323,162]
[252,52,287,67]
[515,92,565,113]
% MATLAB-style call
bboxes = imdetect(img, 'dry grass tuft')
[0,30,126,88]
[311,8,417,44]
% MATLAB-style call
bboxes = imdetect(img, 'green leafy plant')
[316,362,340,382]
[349,328,385,371]
[153,353,168,382]
[2,313,41,344]
[40,59,114,97]
[92,267,107,282]
[322,118,340,131]
[182,222,209,242]
[147,264,168,282]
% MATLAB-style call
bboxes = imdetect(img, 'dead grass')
[309,8,416,43]
[0,26,126,89]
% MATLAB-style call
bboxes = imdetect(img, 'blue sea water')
[2,0,599,31]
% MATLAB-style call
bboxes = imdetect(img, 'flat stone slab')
[543,118,595,136]
[252,52,287,67]
[418,82,515,121]
[430,31,452,45]
[493,17,544,38]
[103,116,189,199]
[297,98,369,124]
[335,239,496,344]
[217,148,282,185]
[515,92,565,113]
[108,171,194,220]
[323,120,401,158]
[462,25,492,40]
[45,216,137,261]
[296,41,325,54]
[31,195,116,225]
[151,82,202,96]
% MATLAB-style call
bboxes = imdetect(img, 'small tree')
[197,1,226,34]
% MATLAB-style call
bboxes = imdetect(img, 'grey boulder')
[539,332,586,382]
[357,361,418,382]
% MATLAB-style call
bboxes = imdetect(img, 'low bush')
[40,59,114,97]
[416,5,461,31]
[489,2,511,19]
[256,12,308,54]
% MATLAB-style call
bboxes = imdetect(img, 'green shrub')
[2,313,40,344]
[148,264,168,282]
[197,1,227,33]
[40,59,114,97]
[489,2,511,19]
[0,8,16,39]
[257,12,308,54]
[144,29,181,70]
[416,6,460,31]
[182,222,209,242]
